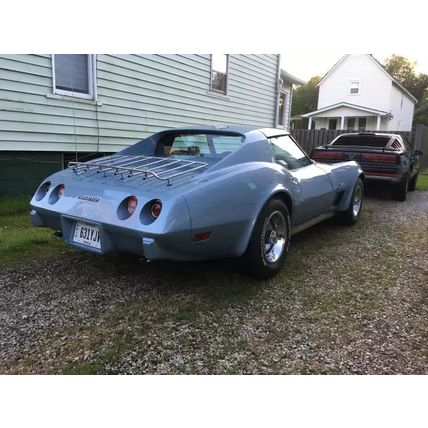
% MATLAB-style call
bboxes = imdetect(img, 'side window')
[269,135,311,170]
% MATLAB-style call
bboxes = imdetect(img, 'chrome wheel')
[262,210,287,264]
[352,185,363,217]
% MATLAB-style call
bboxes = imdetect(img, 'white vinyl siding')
[0,54,279,153]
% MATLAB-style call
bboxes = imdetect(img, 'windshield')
[156,133,244,158]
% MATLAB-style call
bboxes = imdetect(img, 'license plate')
[73,221,101,249]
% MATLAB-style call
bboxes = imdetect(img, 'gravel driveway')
[0,190,427,374]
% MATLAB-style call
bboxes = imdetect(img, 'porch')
[302,102,392,131]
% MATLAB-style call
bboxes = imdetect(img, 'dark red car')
[311,132,423,201]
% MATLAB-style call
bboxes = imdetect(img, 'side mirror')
[415,150,423,156]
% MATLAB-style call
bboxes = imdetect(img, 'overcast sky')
[280,52,428,83]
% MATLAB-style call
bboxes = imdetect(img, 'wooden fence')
[291,129,415,155]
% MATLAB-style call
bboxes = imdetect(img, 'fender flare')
[237,188,293,257]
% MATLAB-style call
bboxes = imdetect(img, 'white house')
[302,54,417,132]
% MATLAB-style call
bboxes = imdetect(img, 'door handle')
[291,177,299,184]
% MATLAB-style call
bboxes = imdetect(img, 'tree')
[383,55,428,126]
[291,76,321,128]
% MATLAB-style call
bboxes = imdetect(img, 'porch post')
[340,116,345,130]
[376,115,381,130]
[308,117,312,130]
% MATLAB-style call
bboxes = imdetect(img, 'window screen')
[55,54,90,94]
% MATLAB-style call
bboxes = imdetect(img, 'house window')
[358,117,367,130]
[53,54,96,99]
[350,81,360,94]
[328,119,338,130]
[211,54,229,94]
[347,117,355,130]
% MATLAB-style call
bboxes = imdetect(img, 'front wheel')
[242,198,291,279]
[335,178,364,226]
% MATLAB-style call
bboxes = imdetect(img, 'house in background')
[277,70,305,130]
[302,54,417,132]
[0,54,282,195]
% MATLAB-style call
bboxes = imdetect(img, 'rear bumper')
[30,206,194,261]
[364,173,403,183]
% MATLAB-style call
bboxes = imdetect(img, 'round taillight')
[48,184,65,204]
[35,181,51,201]
[127,196,138,215]
[150,200,162,218]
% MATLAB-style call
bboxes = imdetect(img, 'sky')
[280,52,428,83]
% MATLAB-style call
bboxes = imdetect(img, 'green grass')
[417,169,428,190]
[0,196,70,267]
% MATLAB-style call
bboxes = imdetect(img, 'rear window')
[157,133,244,158]
[331,135,390,148]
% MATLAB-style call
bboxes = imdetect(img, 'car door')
[269,135,336,226]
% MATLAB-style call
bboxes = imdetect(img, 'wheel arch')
[270,190,293,219]
[238,189,293,257]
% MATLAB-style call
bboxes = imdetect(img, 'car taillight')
[127,196,138,215]
[48,184,66,204]
[361,153,397,163]
[35,181,51,201]
[150,200,162,218]
[312,150,344,159]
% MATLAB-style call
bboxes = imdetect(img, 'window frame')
[350,81,360,95]
[52,54,97,100]
[210,54,229,95]
[269,134,313,171]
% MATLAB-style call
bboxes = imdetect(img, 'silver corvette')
[30,126,364,278]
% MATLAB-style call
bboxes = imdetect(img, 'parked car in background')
[311,132,423,201]
[30,126,364,278]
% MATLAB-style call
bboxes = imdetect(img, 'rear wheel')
[392,174,409,201]
[243,199,291,279]
[335,178,364,225]
[408,172,419,191]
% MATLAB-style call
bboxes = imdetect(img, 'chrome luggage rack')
[69,155,208,186]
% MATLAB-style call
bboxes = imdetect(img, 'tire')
[408,172,418,191]
[243,198,291,279]
[392,174,409,201]
[335,178,364,226]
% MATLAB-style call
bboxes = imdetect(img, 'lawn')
[417,169,428,190]
[0,196,70,267]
